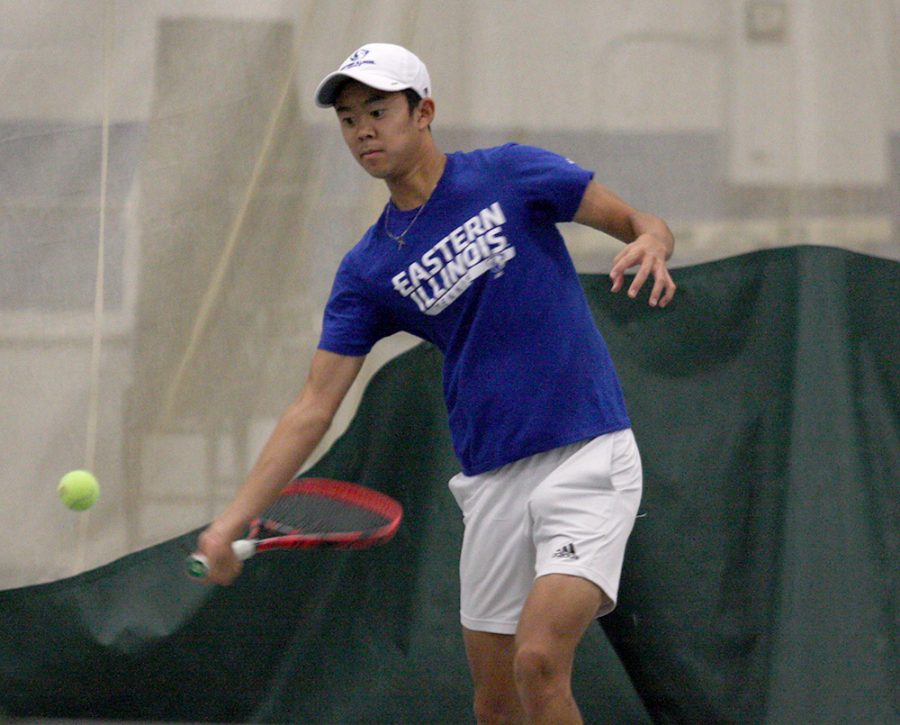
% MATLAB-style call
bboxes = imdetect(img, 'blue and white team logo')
[391,201,516,315]
[341,48,375,71]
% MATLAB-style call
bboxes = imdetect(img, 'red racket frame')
[248,478,403,551]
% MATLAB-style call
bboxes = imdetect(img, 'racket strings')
[258,492,392,538]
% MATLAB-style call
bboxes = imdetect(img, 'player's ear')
[417,97,436,129]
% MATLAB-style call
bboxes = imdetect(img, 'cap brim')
[314,68,414,108]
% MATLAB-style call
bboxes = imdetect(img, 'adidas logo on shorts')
[552,542,578,560]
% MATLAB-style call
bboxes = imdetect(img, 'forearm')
[208,399,333,540]
[573,180,674,259]
[572,181,677,306]
[194,350,364,583]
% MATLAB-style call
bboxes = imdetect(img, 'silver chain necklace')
[383,195,431,249]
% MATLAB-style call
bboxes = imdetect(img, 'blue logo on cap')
[341,48,375,71]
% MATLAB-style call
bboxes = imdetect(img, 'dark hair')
[333,80,422,116]
[402,88,423,114]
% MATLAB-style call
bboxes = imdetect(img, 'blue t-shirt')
[318,143,630,475]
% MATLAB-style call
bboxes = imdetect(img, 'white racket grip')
[231,539,257,560]
[186,539,257,578]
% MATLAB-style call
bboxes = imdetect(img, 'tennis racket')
[186,477,403,578]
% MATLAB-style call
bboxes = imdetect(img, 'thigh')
[527,428,642,618]
[516,573,605,660]
[450,466,539,634]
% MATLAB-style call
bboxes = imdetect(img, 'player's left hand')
[610,233,676,308]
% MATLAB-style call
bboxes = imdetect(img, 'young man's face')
[334,80,426,180]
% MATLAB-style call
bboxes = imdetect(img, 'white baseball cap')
[314,43,431,108]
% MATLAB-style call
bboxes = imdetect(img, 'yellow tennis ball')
[58,470,100,511]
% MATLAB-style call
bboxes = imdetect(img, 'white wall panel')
[728,0,891,184]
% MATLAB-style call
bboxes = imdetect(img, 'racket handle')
[185,539,258,578]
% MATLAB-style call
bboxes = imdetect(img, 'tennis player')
[197,43,676,724]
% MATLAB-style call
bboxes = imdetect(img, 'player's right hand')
[195,526,243,585]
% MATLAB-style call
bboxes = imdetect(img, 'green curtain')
[1,246,896,724]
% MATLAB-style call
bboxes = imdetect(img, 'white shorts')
[448,428,642,634]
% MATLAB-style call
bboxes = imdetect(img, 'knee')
[513,644,566,696]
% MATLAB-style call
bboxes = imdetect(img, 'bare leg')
[462,627,526,724]
[513,574,606,725]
